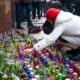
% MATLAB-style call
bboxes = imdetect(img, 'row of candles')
[1,31,80,80]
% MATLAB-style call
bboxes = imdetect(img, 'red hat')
[46,8,60,20]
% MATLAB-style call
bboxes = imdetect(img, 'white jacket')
[34,10,80,51]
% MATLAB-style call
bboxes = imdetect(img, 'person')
[56,0,73,13]
[32,0,41,19]
[73,0,80,16]
[40,0,46,17]
[46,0,52,10]
[28,1,64,33]
[24,8,80,61]
[15,0,24,29]
[20,0,33,27]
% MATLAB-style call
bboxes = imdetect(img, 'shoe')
[27,24,34,27]
[66,49,77,55]
[22,19,27,22]
[70,53,80,61]
[17,26,24,29]
[32,17,35,19]
[38,17,41,19]
[28,26,42,33]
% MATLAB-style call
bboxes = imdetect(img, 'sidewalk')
[20,17,47,39]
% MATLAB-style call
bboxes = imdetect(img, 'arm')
[34,24,66,51]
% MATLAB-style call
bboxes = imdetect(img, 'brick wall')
[0,0,14,33]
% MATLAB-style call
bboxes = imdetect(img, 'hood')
[54,10,73,26]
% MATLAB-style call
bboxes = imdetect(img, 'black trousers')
[58,36,80,54]
[32,2,41,19]
[58,36,69,43]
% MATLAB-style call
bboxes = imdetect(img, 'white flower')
[3,74,8,79]
[11,73,20,80]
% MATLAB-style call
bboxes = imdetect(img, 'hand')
[23,48,34,56]
[26,48,34,53]
[61,46,71,53]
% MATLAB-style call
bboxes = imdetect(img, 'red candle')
[3,45,6,48]
[41,49,48,54]
[73,72,78,79]
[32,51,38,56]
[25,47,33,49]
[73,67,78,72]
[77,67,80,76]
[73,64,78,72]
[33,61,38,67]
[21,73,26,78]
[21,33,24,36]
[40,56,44,62]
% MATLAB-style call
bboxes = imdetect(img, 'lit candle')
[69,60,74,68]
[33,61,38,67]
[73,64,78,72]
[42,57,47,64]
[19,54,25,60]
[58,57,63,63]
[68,69,73,76]
[77,67,80,76]
[57,73,63,80]
[64,58,69,65]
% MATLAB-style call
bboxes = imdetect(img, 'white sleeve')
[33,25,65,51]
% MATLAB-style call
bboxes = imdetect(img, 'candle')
[77,67,80,76]
[23,35,28,39]
[57,73,63,80]
[73,64,78,72]
[72,72,78,80]
[65,64,69,71]
[33,61,38,67]
[19,54,25,60]
[69,60,74,68]
[21,73,26,78]
[51,55,56,61]
[64,58,69,65]
[53,43,57,48]
[46,61,49,67]
[38,53,41,59]
[68,69,73,76]
[58,57,63,63]
[63,53,68,59]
[43,58,47,64]
[28,56,32,62]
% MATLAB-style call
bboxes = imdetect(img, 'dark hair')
[50,1,63,29]
[43,1,63,34]
[51,1,63,10]
[42,20,53,34]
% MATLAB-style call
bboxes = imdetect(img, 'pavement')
[16,17,47,39]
